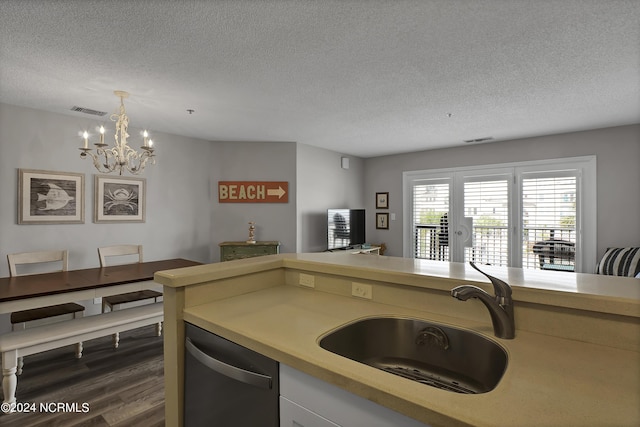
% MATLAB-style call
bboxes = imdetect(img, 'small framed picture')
[376,192,389,209]
[95,175,145,223]
[18,169,85,224]
[376,212,389,230]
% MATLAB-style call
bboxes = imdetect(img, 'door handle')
[185,337,273,390]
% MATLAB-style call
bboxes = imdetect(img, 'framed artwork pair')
[375,191,389,230]
[18,169,145,224]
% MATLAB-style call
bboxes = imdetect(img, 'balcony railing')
[523,227,576,271]
[414,224,576,270]
[414,225,448,260]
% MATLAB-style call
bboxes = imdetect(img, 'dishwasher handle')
[185,337,273,390]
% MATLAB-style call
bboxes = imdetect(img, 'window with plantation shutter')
[403,156,596,273]
[464,178,510,267]
[411,179,450,261]
[522,174,577,271]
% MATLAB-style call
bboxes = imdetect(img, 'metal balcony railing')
[414,225,448,260]
[414,224,576,271]
[523,227,576,271]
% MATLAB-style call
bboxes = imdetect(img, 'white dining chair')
[7,249,85,372]
[98,245,163,348]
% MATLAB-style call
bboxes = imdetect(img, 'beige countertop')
[160,253,640,316]
[157,253,640,427]
[283,252,640,317]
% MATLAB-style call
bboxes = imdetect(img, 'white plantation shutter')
[463,178,510,267]
[404,157,595,272]
[411,179,450,260]
[522,174,577,270]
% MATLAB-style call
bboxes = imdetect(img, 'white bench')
[1,302,163,405]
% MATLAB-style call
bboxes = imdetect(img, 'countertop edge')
[158,254,639,318]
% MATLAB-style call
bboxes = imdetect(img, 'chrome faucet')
[451,262,515,339]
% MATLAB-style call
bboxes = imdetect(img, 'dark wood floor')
[0,325,165,427]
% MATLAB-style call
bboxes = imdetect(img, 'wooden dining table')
[0,258,201,315]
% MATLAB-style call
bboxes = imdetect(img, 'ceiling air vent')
[464,137,494,143]
[70,106,107,116]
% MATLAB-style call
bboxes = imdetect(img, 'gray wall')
[0,105,357,268]
[364,124,640,264]
[296,144,365,253]
[210,141,298,261]
[0,103,213,277]
[1,101,637,329]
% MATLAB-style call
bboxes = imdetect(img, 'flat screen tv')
[327,209,365,250]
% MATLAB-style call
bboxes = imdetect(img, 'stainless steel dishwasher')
[184,322,279,426]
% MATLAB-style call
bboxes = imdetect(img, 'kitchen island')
[155,253,640,427]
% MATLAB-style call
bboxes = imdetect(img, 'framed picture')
[94,175,145,223]
[18,169,84,224]
[376,192,389,209]
[376,212,389,230]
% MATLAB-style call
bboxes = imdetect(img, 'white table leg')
[2,350,18,405]
[75,342,83,359]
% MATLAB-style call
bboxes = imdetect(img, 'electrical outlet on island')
[299,273,315,288]
[352,282,372,299]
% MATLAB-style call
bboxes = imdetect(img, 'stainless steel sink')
[318,317,507,394]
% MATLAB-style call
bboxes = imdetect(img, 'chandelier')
[79,90,155,175]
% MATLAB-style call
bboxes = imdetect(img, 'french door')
[409,169,511,266]
[404,157,596,272]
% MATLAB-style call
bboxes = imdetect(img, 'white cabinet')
[279,364,430,427]
[280,396,341,427]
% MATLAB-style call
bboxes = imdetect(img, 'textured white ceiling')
[1,0,638,157]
